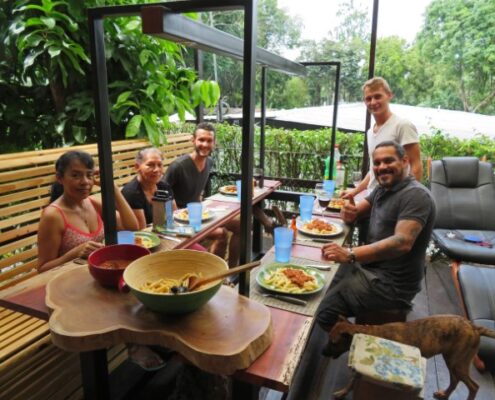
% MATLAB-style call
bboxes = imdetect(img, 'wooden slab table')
[154,180,281,250]
[0,261,313,399]
[46,265,272,375]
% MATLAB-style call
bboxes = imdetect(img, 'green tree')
[202,0,302,108]
[417,0,495,114]
[373,36,433,106]
[298,0,369,104]
[1,0,219,150]
[280,77,309,109]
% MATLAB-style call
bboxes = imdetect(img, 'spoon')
[187,261,261,291]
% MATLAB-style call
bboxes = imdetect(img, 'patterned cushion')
[348,333,426,394]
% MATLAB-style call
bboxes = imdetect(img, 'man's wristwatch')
[348,247,356,264]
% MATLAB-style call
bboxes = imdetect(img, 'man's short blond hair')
[362,77,392,95]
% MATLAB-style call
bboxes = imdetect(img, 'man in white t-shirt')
[344,77,423,198]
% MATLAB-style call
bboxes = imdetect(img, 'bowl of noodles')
[123,249,228,314]
[88,244,151,288]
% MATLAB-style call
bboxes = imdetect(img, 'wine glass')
[352,171,362,188]
[253,167,263,188]
[315,183,330,216]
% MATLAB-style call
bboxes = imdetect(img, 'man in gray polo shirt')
[316,140,436,331]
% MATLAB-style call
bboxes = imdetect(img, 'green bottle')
[324,156,331,180]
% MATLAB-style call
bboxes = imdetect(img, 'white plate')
[173,208,214,223]
[219,185,237,196]
[296,217,344,237]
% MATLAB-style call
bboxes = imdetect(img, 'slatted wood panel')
[0,134,193,289]
[0,306,128,400]
[0,136,192,399]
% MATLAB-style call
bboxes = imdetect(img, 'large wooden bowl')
[123,249,228,314]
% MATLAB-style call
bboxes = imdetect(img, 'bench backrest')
[0,135,193,289]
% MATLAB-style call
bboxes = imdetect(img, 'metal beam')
[237,0,257,296]
[300,61,341,181]
[362,0,380,178]
[88,14,118,246]
[142,6,305,76]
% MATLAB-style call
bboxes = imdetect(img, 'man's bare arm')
[341,172,370,199]
[404,143,423,182]
[352,219,423,264]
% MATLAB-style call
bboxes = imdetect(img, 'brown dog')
[324,315,495,400]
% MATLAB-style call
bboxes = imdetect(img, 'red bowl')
[88,244,151,288]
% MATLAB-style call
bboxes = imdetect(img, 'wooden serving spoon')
[187,261,261,291]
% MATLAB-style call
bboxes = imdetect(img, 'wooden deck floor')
[278,257,495,400]
[117,257,495,400]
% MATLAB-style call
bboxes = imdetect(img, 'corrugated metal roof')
[263,103,495,139]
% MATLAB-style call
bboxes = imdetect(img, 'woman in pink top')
[37,151,138,273]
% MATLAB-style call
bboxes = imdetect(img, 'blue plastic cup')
[323,180,336,196]
[236,179,242,200]
[274,227,293,263]
[187,202,203,231]
[117,230,135,245]
[299,195,315,222]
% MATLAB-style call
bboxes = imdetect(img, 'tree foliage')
[298,0,369,104]
[211,123,495,189]
[296,0,495,117]
[201,0,302,108]
[0,0,219,150]
[417,0,495,114]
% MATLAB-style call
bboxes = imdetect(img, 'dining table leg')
[252,217,263,256]
[80,349,109,400]
[232,379,260,400]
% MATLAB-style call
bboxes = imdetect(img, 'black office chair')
[430,157,495,263]
[430,157,495,371]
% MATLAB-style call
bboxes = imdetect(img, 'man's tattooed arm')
[352,219,424,264]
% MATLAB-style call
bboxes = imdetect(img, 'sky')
[278,0,432,44]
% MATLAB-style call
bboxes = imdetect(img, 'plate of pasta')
[219,185,238,196]
[174,208,214,223]
[327,198,345,211]
[296,217,343,237]
[134,232,161,250]
[256,264,325,295]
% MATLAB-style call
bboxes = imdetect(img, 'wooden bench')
[0,135,193,398]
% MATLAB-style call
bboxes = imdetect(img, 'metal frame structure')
[88,1,306,299]
[88,0,378,273]
[362,0,380,177]
[84,1,379,398]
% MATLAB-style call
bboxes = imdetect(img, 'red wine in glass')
[318,198,330,208]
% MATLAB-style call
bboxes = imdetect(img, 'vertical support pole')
[260,66,267,180]
[194,49,204,123]
[252,66,267,257]
[88,11,117,245]
[330,62,341,177]
[80,350,109,400]
[362,0,380,178]
[238,0,257,296]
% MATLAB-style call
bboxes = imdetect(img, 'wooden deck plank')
[282,258,495,400]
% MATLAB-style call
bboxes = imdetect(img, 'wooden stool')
[355,308,408,325]
[349,333,426,400]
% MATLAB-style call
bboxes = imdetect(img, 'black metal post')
[362,0,380,178]
[88,11,117,246]
[260,66,267,181]
[79,350,109,400]
[300,62,341,180]
[194,49,204,123]
[238,0,257,296]
[251,66,267,257]
[331,62,341,177]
